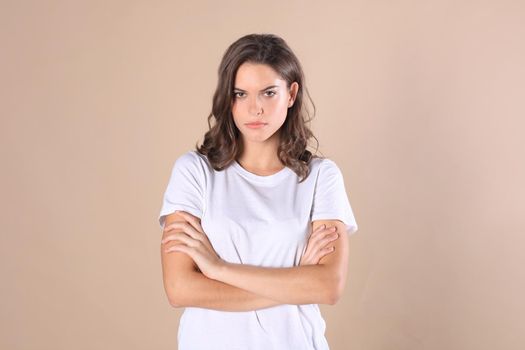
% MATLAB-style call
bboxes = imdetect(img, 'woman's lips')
[245,122,267,129]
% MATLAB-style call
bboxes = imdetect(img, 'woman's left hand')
[161,210,224,279]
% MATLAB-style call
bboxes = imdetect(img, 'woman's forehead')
[235,62,282,81]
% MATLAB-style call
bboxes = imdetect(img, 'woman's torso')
[179,151,330,350]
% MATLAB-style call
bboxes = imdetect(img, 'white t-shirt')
[158,150,358,350]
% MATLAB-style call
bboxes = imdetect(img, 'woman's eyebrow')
[233,85,280,92]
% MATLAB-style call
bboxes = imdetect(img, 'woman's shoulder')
[176,149,207,163]
[309,155,340,171]
[307,156,349,183]
[172,150,211,173]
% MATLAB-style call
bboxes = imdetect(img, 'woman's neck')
[237,135,284,174]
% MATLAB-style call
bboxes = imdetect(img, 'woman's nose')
[248,96,263,115]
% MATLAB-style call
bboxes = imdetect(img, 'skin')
[160,210,343,311]
[162,211,349,305]
[160,62,350,308]
[231,62,299,175]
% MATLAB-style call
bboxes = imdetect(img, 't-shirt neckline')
[232,159,292,185]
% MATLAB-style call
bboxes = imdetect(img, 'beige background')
[1,1,524,349]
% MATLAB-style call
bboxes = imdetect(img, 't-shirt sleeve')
[310,159,359,235]
[158,152,206,230]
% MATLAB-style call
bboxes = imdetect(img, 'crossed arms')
[160,211,350,311]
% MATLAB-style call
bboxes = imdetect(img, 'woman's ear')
[289,81,299,107]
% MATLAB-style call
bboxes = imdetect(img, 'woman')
[158,33,358,350]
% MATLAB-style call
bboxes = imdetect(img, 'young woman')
[158,33,358,350]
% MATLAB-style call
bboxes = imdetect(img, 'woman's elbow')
[164,280,181,308]
[326,274,345,305]
[169,298,184,309]
[167,285,187,309]
[327,289,342,305]
[164,274,190,308]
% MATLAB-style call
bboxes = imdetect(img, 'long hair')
[195,33,323,182]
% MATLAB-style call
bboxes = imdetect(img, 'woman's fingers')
[319,232,339,247]
[174,210,204,234]
[300,225,340,265]
[309,225,338,246]
[162,221,200,243]
[307,226,339,262]
[311,225,336,238]
[316,245,336,260]
[173,211,220,256]
[161,214,218,259]
[311,224,326,236]
[163,211,202,234]
[162,231,196,246]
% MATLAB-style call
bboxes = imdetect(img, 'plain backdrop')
[1,1,524,349]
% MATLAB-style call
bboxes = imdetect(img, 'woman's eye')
[233,91,275,98]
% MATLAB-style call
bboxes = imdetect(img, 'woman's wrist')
[211,259,230,281]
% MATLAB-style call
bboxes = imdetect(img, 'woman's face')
[231,62,298,145]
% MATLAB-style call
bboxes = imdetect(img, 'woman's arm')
[212,220,349,306]
[163,211,348,307]
[169,269,283,311]
[214,263,335,306]
[161,211,283,311]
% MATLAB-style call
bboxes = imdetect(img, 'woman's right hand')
[299,224,340,265]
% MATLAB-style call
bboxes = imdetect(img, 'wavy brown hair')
[195,33,324,182]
